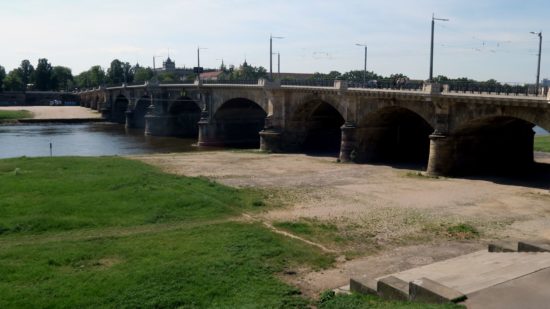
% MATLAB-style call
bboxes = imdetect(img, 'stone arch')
[132,95,150,128]
[356,106,435,164]
[168,96,202,137]
[211,91,268,117]
[288,97,346,153]
[112,94,129,124]
[447,115,537,174]
[212,98,267,147]
[450,104,550,134]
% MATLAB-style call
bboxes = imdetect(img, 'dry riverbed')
[135,151,550,296]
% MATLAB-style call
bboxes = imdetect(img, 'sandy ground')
[134,151,550,296]
[0,106,101,119]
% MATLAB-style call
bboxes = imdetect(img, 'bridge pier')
[339,122,357,162]
[197,119,222,147]
[259,128,282,152]
[145,114,177,136]
[426,133,455,176]
[125,110,135,128]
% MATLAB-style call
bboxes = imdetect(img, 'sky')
[1,0,549,83]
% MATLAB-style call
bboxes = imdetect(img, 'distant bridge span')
[79,80,550,176]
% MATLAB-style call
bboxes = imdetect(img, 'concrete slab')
[463,267,550,309]
[377,276,409,301]
[410,277,466,304]
[376,251,550,295]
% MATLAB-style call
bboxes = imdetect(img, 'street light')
[272,52,280,78]
[355,43,368,87]
[530,31,543,95]
[270,35,284,80]
[197,46,207,79]
[429,14,449,82]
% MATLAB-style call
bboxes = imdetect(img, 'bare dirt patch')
[134,151,550,295]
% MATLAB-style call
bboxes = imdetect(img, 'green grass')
[0,157,459,308]
[318,292,463,309]
[0,109,32,122]
[0,157,263,235]
[534,135,550,152]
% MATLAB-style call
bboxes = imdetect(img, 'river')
[0,123,199,159]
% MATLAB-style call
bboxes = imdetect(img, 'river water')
[0,123,199,159]
[0,123,548,159]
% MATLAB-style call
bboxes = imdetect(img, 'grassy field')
[535,135,550,152]
[0,157,461,308]
[0,109,32,122]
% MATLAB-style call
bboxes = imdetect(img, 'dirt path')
[134,151,550,296]
[0,106,101,119]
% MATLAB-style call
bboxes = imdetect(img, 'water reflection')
[0,123,199,158]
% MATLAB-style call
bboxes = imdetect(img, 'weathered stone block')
[349,277,377,295]
[518,241,550,252]
[409,277,466,304]
[488,242,517,252]
[377,276,409,301]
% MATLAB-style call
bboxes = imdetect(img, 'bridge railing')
[347,79,424,91]
[201,79,258,85]
[442,82,548,97]
[280,79,336,87]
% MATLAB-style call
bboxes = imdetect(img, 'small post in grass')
[49,141,53,157]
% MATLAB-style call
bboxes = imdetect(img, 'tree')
[0,65,6,92]
[18,60,34,90]
[34,58,53,91]
[158,72,178,83]
[52,66,73,91]
[3,69,24,91]
[134,66,154,83]
[107,59,134,84]
[219,61,267,80]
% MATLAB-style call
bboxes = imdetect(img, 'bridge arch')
[112,94,129,124]
[212,98,267,147]
[447,115,537,174]
[289,97,346,154]
[356,106,434,165]
[131,95,150,129]
[168,96,202,137]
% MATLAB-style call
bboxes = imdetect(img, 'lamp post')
[270,35,284,80]
[355,43,367,87]
[272,52,280,79]
[530,31,543,95]
[429,14,449,82]
[197,46,207,79]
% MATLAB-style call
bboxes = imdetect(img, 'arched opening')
[169,96,201,137]
[112,94,129,124]
[133,96,150,129]
[213,98,267,147]
[451,116,536,174]
[297,101,345,154]
[357,107,433,165]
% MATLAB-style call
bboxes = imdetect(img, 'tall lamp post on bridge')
[429,14,449,82]
[530,31,543,95]
[270,35,284,80]
[272,52,281,79]
[355,43,368,87]
[196,46,208,80]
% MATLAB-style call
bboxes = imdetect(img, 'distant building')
[543,78,550,87]
[154,57,194,81]
[200,71,224,81]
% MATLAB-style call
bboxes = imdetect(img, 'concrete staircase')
[349,241,550,305]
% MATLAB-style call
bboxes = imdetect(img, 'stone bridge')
[78,80,550,176]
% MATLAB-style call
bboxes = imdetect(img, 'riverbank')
[535,135,550,152]
[0,109,33,123]
[135,151,550,296]
[0,106,101,121]
[0,156,461,308]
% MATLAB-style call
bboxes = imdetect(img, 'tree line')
[0,58,514,92]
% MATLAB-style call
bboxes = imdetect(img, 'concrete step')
[351,249,550,304]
